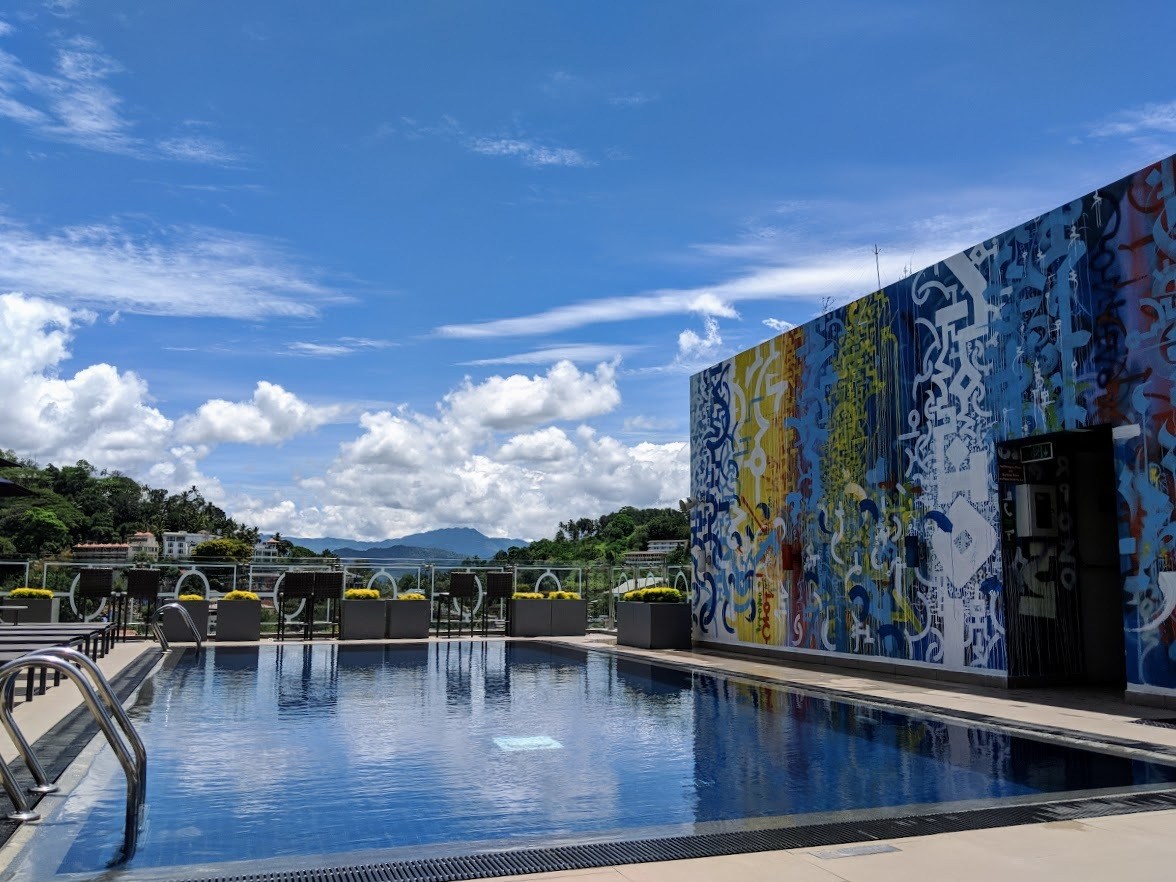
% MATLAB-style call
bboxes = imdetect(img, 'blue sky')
[1,0,1173,542]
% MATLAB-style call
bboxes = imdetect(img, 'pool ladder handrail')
[149,602,203,653]
[0,646,147,861]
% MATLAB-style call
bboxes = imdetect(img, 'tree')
[14,509,70,555]
[191,537,254,563]
[601,513,636,542]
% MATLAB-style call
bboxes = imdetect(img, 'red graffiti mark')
[1128,165,1165,213]
[1115,273,1151,292]
[760,584,775,644]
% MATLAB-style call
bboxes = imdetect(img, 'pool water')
[27,642,1176,877]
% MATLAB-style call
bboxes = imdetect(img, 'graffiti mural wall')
[690,153,1176,694]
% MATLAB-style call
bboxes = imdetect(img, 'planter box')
[508,598,551,637]
[2,597,59,623]
[215,600,261,641]
[616,602,692,650]
[340,599,388,640]
[550,599,586,636]
[386,600,431,639]
[161,600,209,641]
[508,599,587,637]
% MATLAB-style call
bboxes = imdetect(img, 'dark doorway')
[996,425,1124,687]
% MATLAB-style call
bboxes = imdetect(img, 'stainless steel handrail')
[0,675,58,798]
[0,648,146,860]
[7,647,147,802]
[150,602,203,652]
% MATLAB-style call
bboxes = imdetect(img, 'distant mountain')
[326,544,466,561]
[389,528,529,558]
[288,527,529,559]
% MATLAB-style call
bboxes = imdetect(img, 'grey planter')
[616,602,692,649]
[161,600,209,641]
[508,599,550,637]
[340,599,388,640]
[550,599,586,636]
[215,600,262,641]
[508,599,587,637]
[2,597,59,623]
[386,600,431,639]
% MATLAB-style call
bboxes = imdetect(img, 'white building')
[253,537,283,561]
[161,531,219,559]
[646,539,687,554]
[72,543,131,561]
[127,531,159,560]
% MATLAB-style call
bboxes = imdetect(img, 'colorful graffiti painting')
[691,153,1176,692]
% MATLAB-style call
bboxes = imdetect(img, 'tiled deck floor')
[6,636,1176,882]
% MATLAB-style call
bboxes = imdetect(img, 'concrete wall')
[690,154,1176,693]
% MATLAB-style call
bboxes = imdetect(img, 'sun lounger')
[0,623,116,659]
[0,636,92,701]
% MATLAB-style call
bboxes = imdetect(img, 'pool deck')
[6,636,1176,881]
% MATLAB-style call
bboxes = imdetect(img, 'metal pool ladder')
[0,646,148,862]
[150,601,204,652]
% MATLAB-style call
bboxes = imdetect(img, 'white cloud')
[436,286,740,339]
[287,338,393,357]
[609,92,658,107]
[0,36,137,154]
[0,293,347,502]
[144,444,225,503]
[1090,101,1176,138]
[0,216,340,319]
[763,317,795,333]
[157,135,243,165]
[0,31,239,162]
[245,427,686,542]
[435,205,1003,340]
[176,381,347,445]
[44,0,80,17]
[541,70,585,97]
[470,137,594,168]
[236,361,686,540]
[677,316,722,360]
[341,409,434,470]
[0,292,174,473]
[444,360,621,431]
[621,415,676,434]
[464,343,641,366]
[378,112,596,170]
[498,427,577,462]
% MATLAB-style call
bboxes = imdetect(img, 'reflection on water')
[53,643,1176,875]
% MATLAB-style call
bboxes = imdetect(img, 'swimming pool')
[9,641,1176,880]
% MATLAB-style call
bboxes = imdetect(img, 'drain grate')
[170,788,1176,882]
[1131,717,1176,729]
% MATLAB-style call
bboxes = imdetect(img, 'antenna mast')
[874,244,882,292]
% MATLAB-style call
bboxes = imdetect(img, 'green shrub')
[221,590,259,601]
[548,590,582,600]
[621,586,685,603]
[7,587,53,599]
[512,591,544,600]
[395,592,426,601]
[344,588,381,600]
